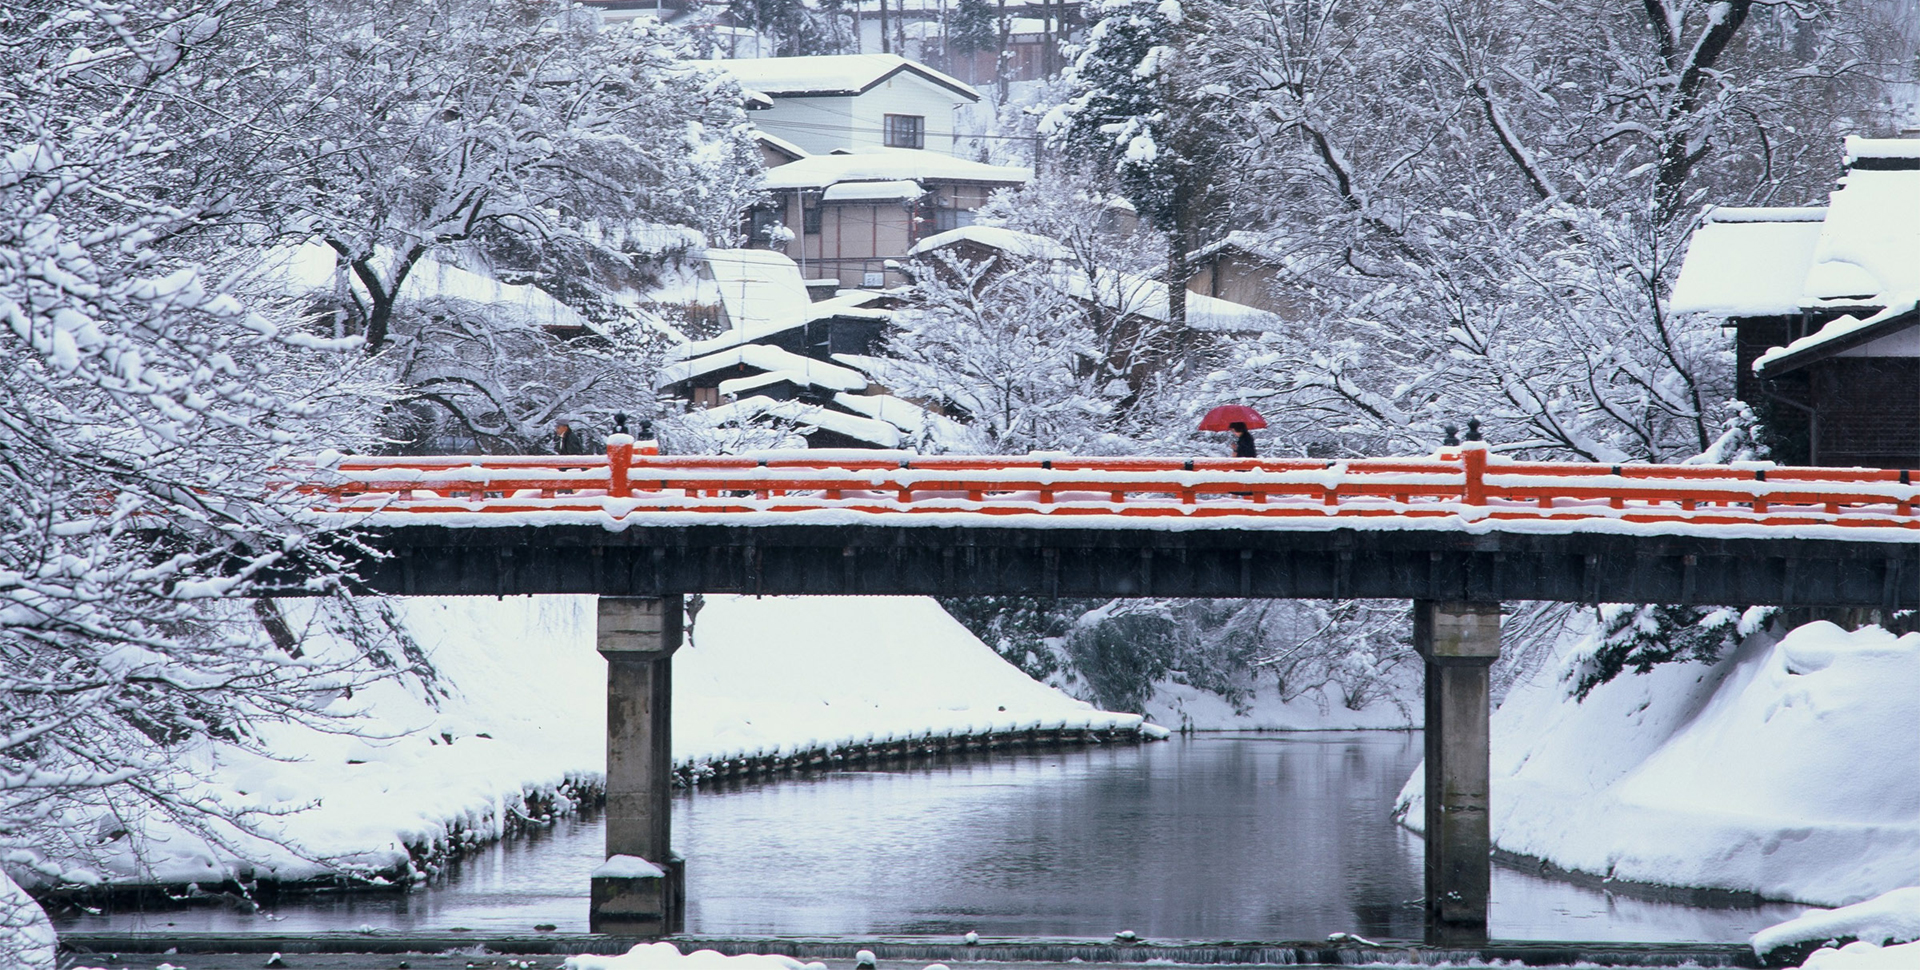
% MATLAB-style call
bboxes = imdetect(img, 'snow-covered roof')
[1675,140,1920,321]
[1670,208,1827,316]
[822,179,925,202]
[704,248,810,335]
[756,131,810,160]
[831,392,970,446]
[1804,166,1920,303]
[250,239,590,331]
[1845,136,1920,166]
[1072,269,1282,332]
[806,290,893,321]
[910,226,1283,332]
[1753,298,1920,379]
[692,395,903,447]
[831,351,911,385]
[659,343,869,391]
[910,226,1076,262]
[668,291,892,362]
[761,149,1030,191]
[718,370,809,397]
[706,54,980,103]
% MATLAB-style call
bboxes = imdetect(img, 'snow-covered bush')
[1571,604,1775,698]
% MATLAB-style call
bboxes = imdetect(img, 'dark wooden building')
[1672,137,1920,468]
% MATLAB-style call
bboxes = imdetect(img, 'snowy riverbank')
[15,595,1158,893]
[1396,619,1920,910]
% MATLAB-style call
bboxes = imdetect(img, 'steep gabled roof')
[707,54,980,103]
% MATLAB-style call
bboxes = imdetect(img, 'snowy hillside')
[26,595,1153,889]
[1396,621,1920,907]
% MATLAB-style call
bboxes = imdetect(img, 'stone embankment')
[675,721,1168,786]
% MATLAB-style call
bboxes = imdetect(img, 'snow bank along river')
[54,733,1802,943]
[23,595,1159,893]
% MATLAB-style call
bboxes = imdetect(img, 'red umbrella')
[1198,404,1267,431]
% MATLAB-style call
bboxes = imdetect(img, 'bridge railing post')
[1461,442,1488,506]
[607,435,634,499]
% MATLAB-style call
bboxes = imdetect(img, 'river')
[52,733,1803,942]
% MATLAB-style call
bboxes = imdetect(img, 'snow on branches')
[2,0,395,911]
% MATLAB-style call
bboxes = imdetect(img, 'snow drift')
[1398,620,1920,907]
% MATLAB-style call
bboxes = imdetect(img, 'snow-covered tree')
[1180,0,1906,462]
[2,0,393,924]
[891,250,1110,453]
[165,0,763,452]
[224,1,761,354]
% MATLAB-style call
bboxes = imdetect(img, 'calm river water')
[54,733,1803,942]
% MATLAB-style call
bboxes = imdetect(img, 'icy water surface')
[54,733,1803,941]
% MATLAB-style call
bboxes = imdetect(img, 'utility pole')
[879,0,890,53]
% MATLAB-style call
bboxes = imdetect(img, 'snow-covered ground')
[23,595,1153,892]
[1141,679,1416,731]
[570,943,824,970]
[1397,620,1920,908]
[1757,888,1920,963]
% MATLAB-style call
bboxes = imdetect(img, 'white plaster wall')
[1837,327,1920,358]
[849,74,974,157]
[753,96,858,156]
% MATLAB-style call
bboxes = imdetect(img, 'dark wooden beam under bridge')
[331,523,1920,609]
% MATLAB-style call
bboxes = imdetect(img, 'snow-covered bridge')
[304,438,1920,608]
[286,439,1920,947]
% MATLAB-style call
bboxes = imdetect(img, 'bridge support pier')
[591,595,684,936]
[1415,599,1500,947]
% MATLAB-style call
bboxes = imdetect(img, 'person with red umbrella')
[1199,404,1266,458]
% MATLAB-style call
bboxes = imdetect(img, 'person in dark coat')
[1230,422,1257,458]
[555,418,585,455]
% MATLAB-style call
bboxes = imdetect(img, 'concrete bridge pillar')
[591,595,684,935]
[1414,599,1500,946]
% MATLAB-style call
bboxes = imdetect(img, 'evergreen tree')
[1041,0,1237,349]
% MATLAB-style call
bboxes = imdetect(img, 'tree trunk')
[1166,229,1191,368]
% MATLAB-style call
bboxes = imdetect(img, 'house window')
[802,204,822,235]
[884,114,925,149]
[933,207,975,233]
[747,206,782,247]
[692,386,720,409]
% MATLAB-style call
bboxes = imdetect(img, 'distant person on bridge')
[1199,404,1266,458]
[555,418,585,455]
[1230,422,1257,459]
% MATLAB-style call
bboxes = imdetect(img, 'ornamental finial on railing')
[1442,425,1460,447]
[1463,417,1483,442]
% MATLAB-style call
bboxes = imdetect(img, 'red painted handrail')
[289,440,1920,532]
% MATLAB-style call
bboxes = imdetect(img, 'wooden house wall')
[1809,357,1920,468]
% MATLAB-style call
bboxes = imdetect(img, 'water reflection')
[52,733,1803,942]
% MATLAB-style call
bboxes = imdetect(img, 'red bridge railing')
[293,440,1920,532]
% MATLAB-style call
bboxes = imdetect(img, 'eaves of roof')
[1754,304,1920,380]
[754,63,980,102]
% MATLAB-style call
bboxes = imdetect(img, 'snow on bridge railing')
[291,439,1920,532]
